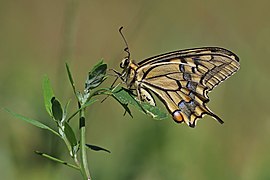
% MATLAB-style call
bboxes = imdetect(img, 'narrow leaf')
[64,122,78,147]
[85,144,111,153]
[42,75,54,116]
[5,108,60,137]
[65,63,76,92]
[35,151,79,170]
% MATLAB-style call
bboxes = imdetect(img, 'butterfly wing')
[134,47,240,127]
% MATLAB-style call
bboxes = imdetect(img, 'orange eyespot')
[172,111,184,123]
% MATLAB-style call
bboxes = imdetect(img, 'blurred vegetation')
[1,0,270,179]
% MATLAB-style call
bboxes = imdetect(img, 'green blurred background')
[1,0,269,179]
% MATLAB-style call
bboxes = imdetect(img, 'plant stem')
[79,106,91,180]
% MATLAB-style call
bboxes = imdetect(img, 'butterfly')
[115,27,240,128]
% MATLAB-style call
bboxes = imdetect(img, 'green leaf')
[65,63,76,95]
[141,101,168,120]
[112,95,133,118]
[5,108,60,137]
[42,75,54,116]
[112,87,168,120]
[85,61,107,90]
[85,144,111,153]
[51,97,63,121]
[64,122,78,147]
[35,151,79,170]
[112,87,143,109]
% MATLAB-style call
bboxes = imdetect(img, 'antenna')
[119,26,130,59]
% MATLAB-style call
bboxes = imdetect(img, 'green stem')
[79,107,91,180]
